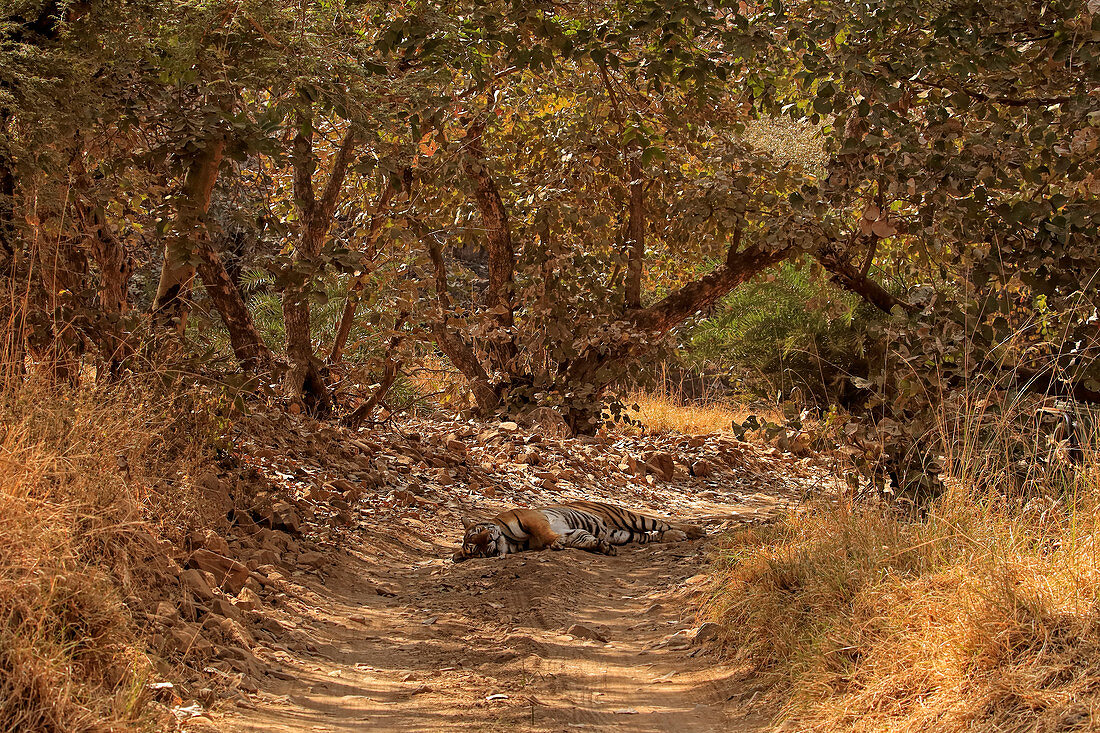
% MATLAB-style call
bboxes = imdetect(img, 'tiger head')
[452,519,500,562]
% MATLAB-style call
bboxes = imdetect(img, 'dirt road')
[184,417,817,732]
[207,515,770,732]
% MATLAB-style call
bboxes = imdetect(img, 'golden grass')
[0,376,216,731]
[703,452,1100,731]
[625,389,753,435]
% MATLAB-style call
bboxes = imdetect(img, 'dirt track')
[205,510,770,732]
[180,417,816,732]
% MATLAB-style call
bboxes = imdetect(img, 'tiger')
[451,500,705,562]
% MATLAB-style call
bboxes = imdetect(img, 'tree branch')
[462,115,515,324]
[816,240,918,315]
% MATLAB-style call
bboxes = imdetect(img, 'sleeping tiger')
[452,500,705,562]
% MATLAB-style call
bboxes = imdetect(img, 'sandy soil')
[176,416,817,733]
[201,508,774,732]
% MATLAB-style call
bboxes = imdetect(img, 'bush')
[685,264,887,406]
[702,399,1100,732]
[0,378,218,731]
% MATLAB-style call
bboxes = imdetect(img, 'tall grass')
[703,392,1100,732]
[0,377,216,731]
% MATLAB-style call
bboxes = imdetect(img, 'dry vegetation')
[626,388,751,436]
[703,404,1100,732]
[0,377,220,732]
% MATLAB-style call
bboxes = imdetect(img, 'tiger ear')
[461,517,475,530]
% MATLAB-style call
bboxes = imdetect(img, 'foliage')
[686,263,886,403]
[0,0,1096,489]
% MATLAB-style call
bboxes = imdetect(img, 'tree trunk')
[281,106,357,412]
[342,317,406,428]
[463,118,515,326]
[624,158,645,310]
[0,132,23,387]
[195,243,272,374]
[562,230,789,409]
[328,181,394,364]
[817,240,917,315]
[31,206,89,385]
[151,140,225,335]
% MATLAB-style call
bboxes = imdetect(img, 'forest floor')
[166,411,831,733]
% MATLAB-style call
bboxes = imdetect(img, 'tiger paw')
[600,541,617,556]
[664,529,688,542]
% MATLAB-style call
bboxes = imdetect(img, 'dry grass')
[625,389,752,435]
[0,376,217,732]
[703,412,1100,731]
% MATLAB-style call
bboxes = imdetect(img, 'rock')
[645,452,676,481]
[662,629,692,649]
[693,622,721,645]
[499,421,520,432]
[446,439,467,456]
[209,597,242,622]
[181,569,215,602]
[330,478,356,493]
[218,617,255,650]
[522,407,571,438]
[188,549,250,595]
[250,548,279,567]
[298,551,326,568]
[235,587,262,612]
[373,582,399,597]
[566,623,608,643]
[307,485,333,502]
[269,502,300,534]
[189,529,230,556]
[394,489,429,507]
[195,470,232,517]
[691,459,713,478]
[153,601,181,625]
[217,644,263,675]
[168,623,213,656]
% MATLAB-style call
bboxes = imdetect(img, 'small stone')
[307,485,333,502]
[566,623,608,643]
[189,529,230,556]
[154,601,181,625]
[691,459,713,478]
[188,549,250,595]
[235,587,262,612]
[662,629,692,649]
[298,551,326,568]
[522,407,571,438]
[693,622,721,645]
[210,597,242,622]
[499,421,520,432]
[168,623,213,655]
[644,452,676,481]
[330,478,355,493]
[269,502,300,534]
[250,548,279,567]
[181,569,214,602]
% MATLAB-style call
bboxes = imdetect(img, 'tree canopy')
[2,0,1097,494]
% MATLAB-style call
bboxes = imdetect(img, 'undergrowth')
[703,398,1100,732]
[0,377,220,732]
